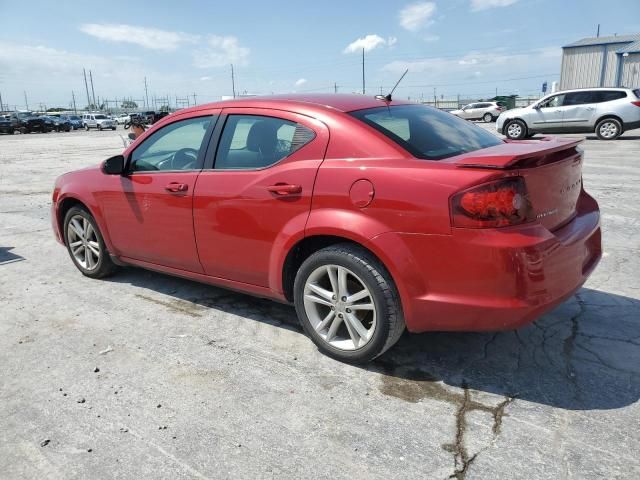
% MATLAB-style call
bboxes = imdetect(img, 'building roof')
[617,40,640,54]
[563,33,640,49]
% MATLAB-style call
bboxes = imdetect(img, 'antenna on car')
[375,69,409,102]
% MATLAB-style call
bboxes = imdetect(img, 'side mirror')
[127,132,136,140]
[103,154,125,175]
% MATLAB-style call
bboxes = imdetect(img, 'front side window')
[350,104,502,161]
[540,95,565,108]
[214,115,315,170]
[130,116,213,172]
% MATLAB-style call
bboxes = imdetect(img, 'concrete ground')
[0,124,638,479]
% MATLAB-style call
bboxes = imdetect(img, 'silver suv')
[82,113,116,131]
[497,87,640,140]
[452,102,505,122]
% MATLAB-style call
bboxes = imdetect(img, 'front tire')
[84,124,89,131]
[595,118,622,140]
[483,112,493,123]
[63,206,118,279]
[294,243,405,364]
[504,119,527,140]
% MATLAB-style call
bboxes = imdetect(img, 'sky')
[0,0,639,110]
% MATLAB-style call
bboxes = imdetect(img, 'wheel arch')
[502,117,529,135]
[280,234,394,303]
[595,114,624,133]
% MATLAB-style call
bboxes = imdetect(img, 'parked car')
[10,111,47,133]
[47,116,72,132]
[115,113,131,125]
[61,115,83,130]
[497,87,640,140]
[82,113,116,131]
[0,115,14,134]
[52,94,601,363]
[451,102,505,122]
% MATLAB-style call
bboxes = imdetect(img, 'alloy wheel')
[507,123,522,138]
[599,122,618,139]
[303,264,377,351]
[67,215,101,270]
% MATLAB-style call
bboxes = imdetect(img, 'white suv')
[451,102,505,122]
[82,113,116,131]
[497,87,640,140]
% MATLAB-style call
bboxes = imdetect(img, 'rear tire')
[595,118,622,140]
[63,206,118,279]
[294,243,405,364]
[504,119,527,140]
[483,112,493,123]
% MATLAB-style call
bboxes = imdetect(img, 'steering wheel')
[170,148,199,170]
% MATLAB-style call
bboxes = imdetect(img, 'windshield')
[350,104,502,160]
[94,114,107,119]
[16,112,34,118]
[69,115,80,120]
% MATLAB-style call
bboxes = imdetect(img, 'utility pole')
[71,91,77,114]
[24,91,29,110]
[0,90,3,112]
[144,77,149,108]
[433,87,437,107]
[192,92,197,105]
[596,24,600,37]
[89,70,97,109]
[231,64,236,98]
[334,82,338,94]
[362,48,365,95]
[83,68,91,109]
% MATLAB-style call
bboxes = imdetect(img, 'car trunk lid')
[450,137,584,231]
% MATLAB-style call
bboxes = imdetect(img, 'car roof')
[176,94,413,116]
[552,87,632,94]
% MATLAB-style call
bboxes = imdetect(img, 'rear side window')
[634,89,640,99]
[563,91,596,105]
[350,104,502,161]
[594,90,627,102]
[214,115,315,170]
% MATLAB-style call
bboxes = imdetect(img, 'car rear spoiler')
[451,137,583,170]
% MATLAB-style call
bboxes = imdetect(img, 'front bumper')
[368,192,601,332]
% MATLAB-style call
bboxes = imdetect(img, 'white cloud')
[399,2,437,31]
[382,47,560,75]
[200,76,212,81]
[387,36,398,47]
[193,35,250,68]
[294,78,307,87]
[79,23,197,51]
[470,0,518,11]
[423,34,440,42]
[343,34,391,54]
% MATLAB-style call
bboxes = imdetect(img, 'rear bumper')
[368,192,601,332]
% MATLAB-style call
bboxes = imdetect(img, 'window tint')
[130,116,213,172]
[215,115,315,170]
[563,91,596,106]
[594,90,627,102]
[350,104,502,161]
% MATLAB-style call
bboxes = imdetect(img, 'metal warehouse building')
[560,34,640,89]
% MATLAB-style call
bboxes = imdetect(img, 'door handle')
[586,107,595,111]
[165,182,188,193]
[267,184,302,195]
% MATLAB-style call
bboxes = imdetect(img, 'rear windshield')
[349,104,502,160]
[94,114,107,119]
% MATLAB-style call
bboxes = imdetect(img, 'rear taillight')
[631,101,640,107]
[450,177,534,228]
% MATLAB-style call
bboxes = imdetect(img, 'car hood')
[499,106,528,118]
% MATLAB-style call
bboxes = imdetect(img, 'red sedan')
[51,94,601,363]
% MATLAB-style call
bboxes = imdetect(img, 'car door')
[561,91,598,130]
[193,108,329,287]
[530,94,566,131]
[98,111,219,272]
[461,104,476,119]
